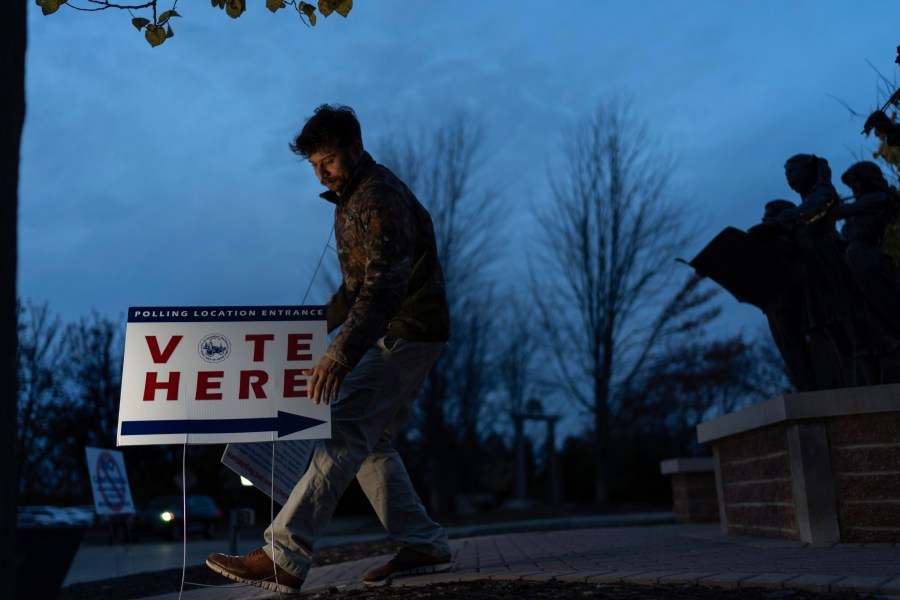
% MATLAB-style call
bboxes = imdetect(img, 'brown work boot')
[363,547,452,584]
[206,547,304,595]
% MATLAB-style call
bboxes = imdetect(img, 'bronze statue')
[838,161,900,383]
[687,155,900,390]
[746,200,817,391]
[779,154,862,389]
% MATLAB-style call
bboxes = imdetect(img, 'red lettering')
[284,369,308,397]
[143,372,181,401]
[196,371,224,400]
[239,370,269,399]
[245,334,274,361]
[146,335,183,363]
[287,333,312,361]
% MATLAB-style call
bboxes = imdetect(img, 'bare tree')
[65,312,123,446]
[16,306,126,500]
[531,98,708,504]
[376,113,506,514]
[16,302,69,499]
[47,312,125,497]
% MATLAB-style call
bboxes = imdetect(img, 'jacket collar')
[319,151,376,205]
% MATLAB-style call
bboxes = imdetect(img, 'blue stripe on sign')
[120,411,326,438]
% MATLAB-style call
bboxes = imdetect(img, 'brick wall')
[714,423,799,540]
[670,472,719,523]
[828,412,900,542]
[697,383,900,543]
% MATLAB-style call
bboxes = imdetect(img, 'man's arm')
[326,283,350,333]
[304,355,348,406]
[305,185,417,405]
[302,285,352,406]
[328,186,415,369]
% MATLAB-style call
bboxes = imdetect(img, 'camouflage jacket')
[321,152,450,369]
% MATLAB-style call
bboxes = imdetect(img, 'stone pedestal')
[697,383,900,543]
[659,457,720,523]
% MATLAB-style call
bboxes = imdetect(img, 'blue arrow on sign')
[120,411,326,438]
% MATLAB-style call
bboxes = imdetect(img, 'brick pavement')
[138,523,900,599]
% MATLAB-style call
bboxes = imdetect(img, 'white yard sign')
[117,306,330,446]
[222,440,315,505]
[85,446,136,516]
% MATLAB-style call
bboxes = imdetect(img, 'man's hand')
[303,355,349,405]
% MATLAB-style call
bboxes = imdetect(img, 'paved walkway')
[134,522,900,599]
[63,512,670,586]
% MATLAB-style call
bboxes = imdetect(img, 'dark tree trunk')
[423,367,450,517]
[1,2,26,598]
[593,389,609,505]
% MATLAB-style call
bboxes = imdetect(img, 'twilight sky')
[19,1,900,336]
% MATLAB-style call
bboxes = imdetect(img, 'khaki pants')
[264,336,450,578]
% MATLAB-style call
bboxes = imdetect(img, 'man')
[206,104,452,595]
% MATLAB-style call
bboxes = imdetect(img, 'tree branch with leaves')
[36,0,352,47]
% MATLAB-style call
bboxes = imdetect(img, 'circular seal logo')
[198,334,231,363]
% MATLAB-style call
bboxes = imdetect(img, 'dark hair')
[290,104,362,158]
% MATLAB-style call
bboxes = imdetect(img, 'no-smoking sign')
[86,447,135,516]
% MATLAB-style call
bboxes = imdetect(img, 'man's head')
[291,104,364,193]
